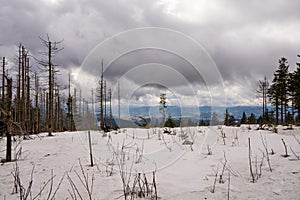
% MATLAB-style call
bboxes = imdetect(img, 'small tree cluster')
[268,55,300,125]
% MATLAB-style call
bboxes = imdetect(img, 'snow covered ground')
[1,125,300,199]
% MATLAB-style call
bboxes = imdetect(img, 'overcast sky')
[1,0,300,107]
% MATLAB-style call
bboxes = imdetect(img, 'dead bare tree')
[38,35,63,136]
[16,44,22,123]
[109,88,113,129]
[25,57,31,134]
[34,72,39,134]
[118,81,120,128]
[104,80,107,128]
[6,77,12,162]
[91,88,96,130]
[99,61,104,130]
[66,74,75,131]
[2,57,6,109]
[257,76,269,126]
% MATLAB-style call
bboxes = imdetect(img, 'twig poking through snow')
[67,160,94,200]
[292,134,300,145]
[248,138,256,183]
[211,165,219,193]
[281,138,289,157]
[260,134,272,172]
[207,145,212,155]
[227,171,230,200]
[219,152,227,184]
[88,130,94,167]
[290,147,300,160]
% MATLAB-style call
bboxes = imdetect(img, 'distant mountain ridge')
[126,105,265,119]
[97,105,269,128]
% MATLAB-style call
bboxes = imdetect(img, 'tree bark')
[48,41,53,136]
[6,78,12,162]
[2,57,5,108]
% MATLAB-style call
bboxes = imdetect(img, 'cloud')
[0,0,299,106]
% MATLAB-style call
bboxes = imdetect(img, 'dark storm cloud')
[190,0,300,81]
[1,0,299,105]
[103,49,205,86]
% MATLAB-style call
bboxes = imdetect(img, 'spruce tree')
[164,114,176,128]
[289,54,300,124]
[240,112,247,124]
[248,113,256,124]
[268,57,289,124]
[224,109,229,126]
[228,115,236,126]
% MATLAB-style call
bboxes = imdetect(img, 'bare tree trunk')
[22,46,26,131]
[82,98,85,128]
[45,90,48,132]
[104,80,107,128]
[2,57,5,109]
[118,81,120,128]
[79,89,82,130]
[26,57,30,133]
[264,77,268,122]
[58,89,63,131]
[6,78,12,162]
[109,88,112,129]
[73,88,77,130]
[91,88,95,130]
[40,89,43,131]
[66,74,75,131]
[38,36,63,135]
[100,61,104,130]
[34,73,39,134]
[86,99,90,129]
[67,74,71,131]
[48,41,53,136]
[42,89,46,132]
[17,45,21,123]
[54,86,58,131]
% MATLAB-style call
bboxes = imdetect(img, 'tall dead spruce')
[38,35,63,136]
[6,76,13,162]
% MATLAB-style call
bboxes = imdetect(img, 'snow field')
[0,125,299,199]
